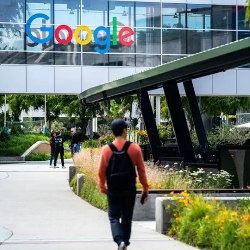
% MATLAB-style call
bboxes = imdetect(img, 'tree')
[246,0,250,21]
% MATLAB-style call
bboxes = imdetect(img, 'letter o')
[74,26,92,45]
[55,25,73,44]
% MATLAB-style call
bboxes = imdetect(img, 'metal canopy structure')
[79,37,250,165]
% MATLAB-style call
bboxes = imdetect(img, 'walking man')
[98,118,149,250]
[70,127,80,157]
[54,131,65,168]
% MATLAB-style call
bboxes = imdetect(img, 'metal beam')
[184,80,208,147]
[137,90,161,161]
[163,82,195,162]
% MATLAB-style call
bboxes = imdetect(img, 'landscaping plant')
[167,192,250,249]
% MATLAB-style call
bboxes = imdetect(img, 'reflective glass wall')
[0,0,249,66]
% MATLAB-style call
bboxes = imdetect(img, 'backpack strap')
[121,141,131,152]
[108,143,118,152]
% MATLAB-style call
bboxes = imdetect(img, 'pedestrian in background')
[49,131,56,167]
[70,127,81,157]
[54,131,65,168]
[98,118,149,250]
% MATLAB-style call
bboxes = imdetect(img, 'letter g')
[26,13,53,44]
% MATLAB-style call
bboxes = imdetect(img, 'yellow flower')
[170,191,174,195]
[231,211,238,217]
[167,204,171,208]
[212,198,216,203]
[229,218,235,222]
[178,199,183,203]
[181,191,189,198]
[158,184,162,188]
[164,194,168,197]
[189,200,194,204]
[221,226,224,231]
[221,219,225,223]
[247,186,250,189]
[172,195,179,200]
[176,226,179,230]
[248,206,250,210]
[206,205,213,210]
[205,215,209,220]
[173,213,177,217]
[176,217,183,221]
[242,215,250,221]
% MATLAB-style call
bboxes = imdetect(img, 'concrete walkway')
[0,161,196,250]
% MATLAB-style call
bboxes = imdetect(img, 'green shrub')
[82,139,100,148]
[0,134,49,156]
[0,131,10,141]
[167,193,250,249]
[69,174,107,211]
[99,134,115,146]
[26,153,50,161]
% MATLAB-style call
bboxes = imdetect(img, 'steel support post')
[183,80,208,147]
[137,90,161,161]
[163,82,195,162]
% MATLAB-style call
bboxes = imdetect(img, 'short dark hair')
[111,119,128,137]
[56,131,61,136]
[50,132,55,137]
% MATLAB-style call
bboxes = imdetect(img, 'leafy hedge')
[0,134,49,156]
[26,152,71,161]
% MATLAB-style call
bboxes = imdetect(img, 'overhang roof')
[79,37,250,104]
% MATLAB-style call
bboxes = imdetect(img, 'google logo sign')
[26,13,134,54]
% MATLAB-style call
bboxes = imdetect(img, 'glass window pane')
[162,29,186,54]
[135,2,160,27]
[238,31,250,40]
[27,52,54,64]
[187,4,211,30]
[82,53,108,66]
[238,6,250,31]
[162,55,184,64]
[54,25,80,52]
[212,5,236,30]
[0,24,24,50]
[0,0,25,23]
[109,1,134,27]
[55,52,81,65]
[213,31,236,47]
[187,30,212,54]
[110,27,135,53]
[54,0,81,25]
[0,51,25,64]
[26,25,54,51]
[136,55,160,67]
[26,0,53,25]
[162,3,186,28]
[82,0,108,26]
[109,54,135,66]
[136,29,161,54]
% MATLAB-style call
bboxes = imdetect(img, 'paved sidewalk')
[0,161,196,250]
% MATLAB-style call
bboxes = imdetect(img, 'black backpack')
[106,141,136,192]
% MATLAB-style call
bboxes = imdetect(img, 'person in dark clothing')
[70,127,81,157]
[54,131,65,168]
[49,132,56,167]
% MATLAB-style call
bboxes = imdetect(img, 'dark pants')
[49,154,54,165]
[54,147,64,167]
[107,188,136,246]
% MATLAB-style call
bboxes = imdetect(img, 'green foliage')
[26,153,50,161]
[0,134,49,156]
[69,174,108,211]
[167,194,250,250]
[0,131,10,141]
[99,135,115,146]
[191,123,250,149]
[82,139,100,148]
[157,124,172,143]
[80,177,108,211]
[246,0,250,22]
[10,125,24,136]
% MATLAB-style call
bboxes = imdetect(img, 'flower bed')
[166,191,250,249]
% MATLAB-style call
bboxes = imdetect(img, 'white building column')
[156,95,161,125]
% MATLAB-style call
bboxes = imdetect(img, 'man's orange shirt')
[98,138,149,194]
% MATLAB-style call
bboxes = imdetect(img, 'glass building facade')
[0,0,249,67]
